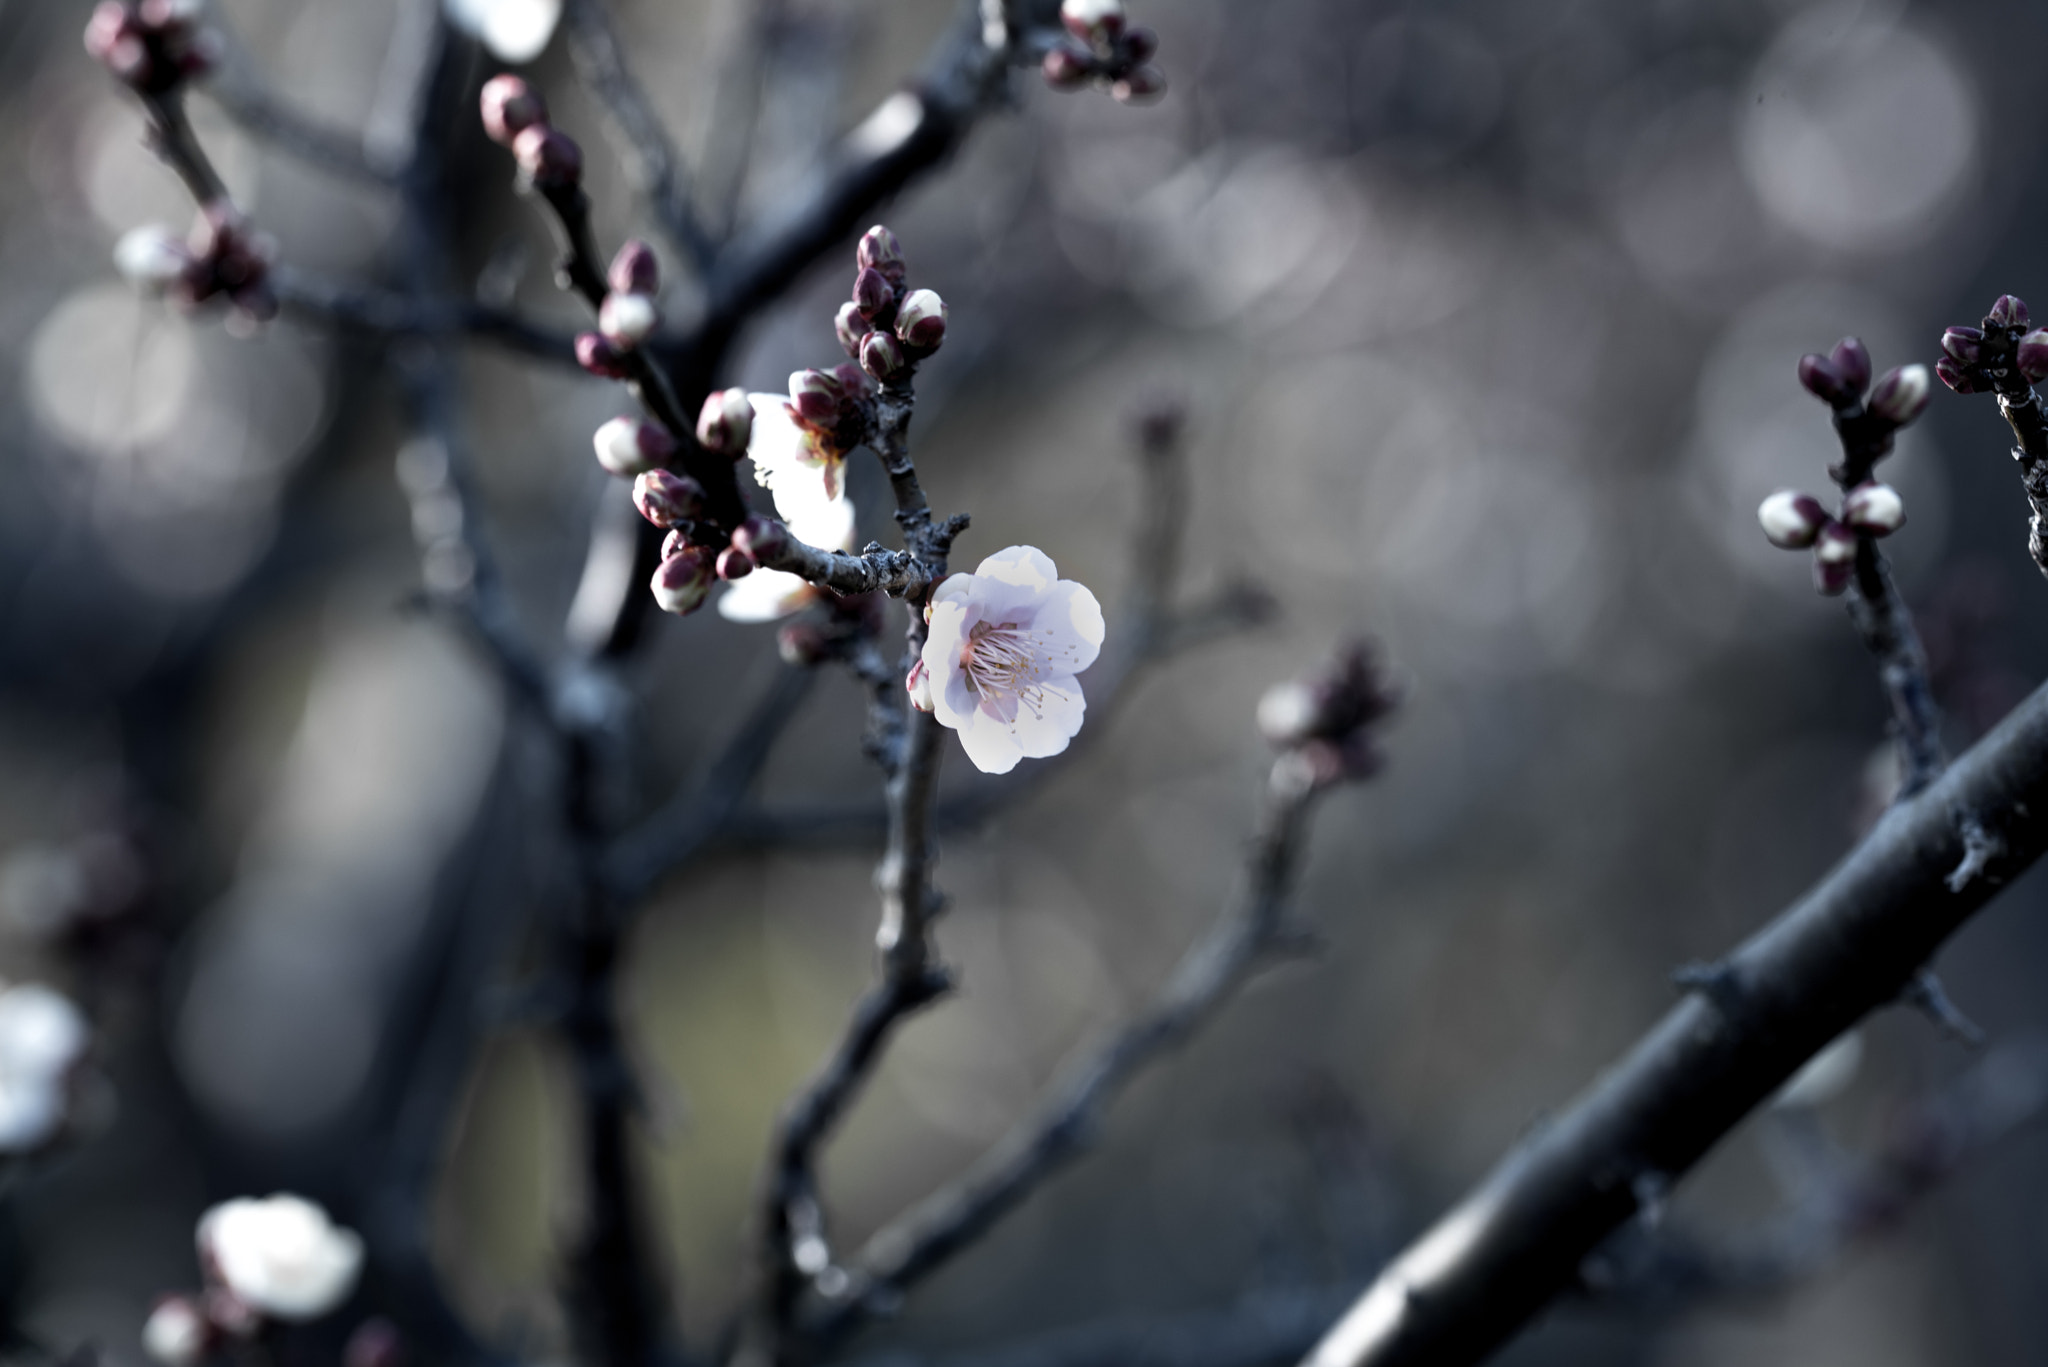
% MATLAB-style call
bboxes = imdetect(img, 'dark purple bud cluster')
[479,74,583,191]
[835,225,948,383]
[1934,294,2048,395]
[84,0,217,95]
[1758,484,1905,596]
[1794,337,1929,481]
[1042,0,1165,104]
[1256,641,1400,792]
[634,458,792,616]
[142,204,276,321]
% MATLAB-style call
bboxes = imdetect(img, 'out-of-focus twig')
[272,267,579,362]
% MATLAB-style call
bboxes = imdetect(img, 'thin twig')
[201,80,400,185]
[272,266,579,362]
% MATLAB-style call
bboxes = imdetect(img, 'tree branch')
[1297,675,2048,1367]
[271,266,579,363]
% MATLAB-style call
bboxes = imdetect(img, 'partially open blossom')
[652,545,717,615]
[1844,482,1905,535]
[479,74,546,146]
[717,493,856,623]
[598,291,658,348]
[745,390,853,509]
[198,1195,363,1322]
[1757,489,1829,549]
[592,416,674,478]
[894,289,948,351]
[697,387,752,455]
[921,547,1105,774]
[1868,364,1931,425]
[0,982,89,1153]
[444,0,562,63]
[142,1296,212,1367]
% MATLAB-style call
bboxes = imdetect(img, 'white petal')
[0,1077,62,1152]
[973,545,1060,593]
[746,396,838,522]
[1011,675,1086,758]
[953,707,1028,774]
[716,569,813,622]
[444,0,561,61]
[202,1194,362,1321]
[788,494,856,552]
[1035,580,1105,675]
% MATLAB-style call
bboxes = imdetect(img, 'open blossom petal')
[717,492,855,623]
[199,1194,363,1321]
[745,395,842,518]
[921,546,1103,774]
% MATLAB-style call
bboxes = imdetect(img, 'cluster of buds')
[114,204,277,322]
[144,1195,365,1365]
[580,239,662,378]
[834,225,949,385]
[479,74,582,192]
[1934,294,2048,395]
[1256,642,1401,795]
[1758,482,1905,595]
[84,0,217,95]
[627,387,786,617]
[1041,0,1165,104]
[1795,336,1930,426]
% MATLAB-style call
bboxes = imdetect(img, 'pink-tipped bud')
[142,1296,212,1367]
[853,265,896,321]
[894,289,948,350]
[1121,25,1158,62]
[1813,555,1853,597]
[860,330,907,381]
[634,469,704,527]
[608,239,659,297]
[1042,43,1093,88]
[1061,0,1127,45]
[1813,520,1858,567]
[716,545,755,580]
[480,74,547,146]
[906,658,935,712]
[652,546,717,615]
[592,416,676,477]
[779,623,831,667]
[731,513,790,562]
[2017,330,2048,383]
[1868,364,1931,425]
[83,3,131,62]
[1112,66,1167,105]
[856,225,906,284]
[1827,337,1871,396]
[1990,294,2031,330]
[575,331,630,379]
[1941,325,1985,364]
[1844,482,1905,535]
[598,291,659,348]
[1757,489,1829,549]
[695,387,752,455]
[1797,353,1854,407]
[1934,355,1977,394]
[512,124,582,188]
[789,369,844,426]
[835,301,873,357]
[114,224,192,291]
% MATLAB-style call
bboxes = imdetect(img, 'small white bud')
[906,659,934,713]
[1813,520,1858,566]
[114,225,191,291]
[894,289,948,350]
[597,291,659,348]
[1843,482,1905,536]
[1756,489,1828,550]
[592,416,673,478]
[143,1298,210,1367]
[1256,681,1320,748]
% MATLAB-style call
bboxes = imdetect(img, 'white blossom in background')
[198,1194,363,1321]
[141,1296,210,1367]
[920,546,1104,774]
[0,982,89,1152]
[745,392,842,518]
[718,493,858,624]
[443,0,561,62]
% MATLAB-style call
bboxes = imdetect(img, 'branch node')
[1903,969,1987,1048]
[1947,811,2003,892]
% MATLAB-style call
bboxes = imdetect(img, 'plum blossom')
[0,981,89,1152]
[919,547,1104,774]
[198,1194,363,1321]
[745,377,861,507]
[718,492,858,623]
[443,0,561,62]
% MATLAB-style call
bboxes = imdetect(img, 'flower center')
[961,621,1054,718]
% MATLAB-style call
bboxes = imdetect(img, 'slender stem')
[139,88,227,205]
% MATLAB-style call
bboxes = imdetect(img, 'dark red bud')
[716,545,756,580]
[608,239,659,297]
[1941,325,1985,364]
[1990,294,2031,330]
[1827,337,1870,396]
[853,266,895,321]
[1934,355,1977,394]
[1797,353,1854,407]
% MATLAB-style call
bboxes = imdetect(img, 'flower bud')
[143,1296,211,1367]
[592,416,675,477]
[860,330,907,381]
[1813,520,1858,567]
[1867,364,1931,425]
[789,369,843,426]
[575,331,629,379]
[853,265,896,322]
[1827,337,1871,396]
[1757,489,1829,549]
[1121,25,1159,62]
[1844,481,1905,535]
[1797,353,1854,407]
[1061,0,1126,45]
[1990,294,2031,330]
[598,291,659,348]
[1256,680,1320,748]
[608,239,659,297]
[1042,43,1093,88]
[716,545,755,580]
[1934,356,1977,394]
[512,124,582,188]
[894,289,948,350]
[1813,555,1853,597]
[634,469,705,527]
[480,74,547,146]
[114,224,193,291]
[906,658,935,712]
[695,387,752,454]
[660,528,691,561]
[832,362,869,395]
[2017,330,2048,383]
[856,225,906,284]
[83,3,132,63]
[651,546,716,615]
[731,513,789,562]
[835,301,872,357]
[780,623,831,667]
[1941,325,1985,364]
[1112,66,1167,105]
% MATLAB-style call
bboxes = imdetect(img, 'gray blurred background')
[2,0,2047,1364]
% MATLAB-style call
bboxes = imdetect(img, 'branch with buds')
[1935,293,2048,581]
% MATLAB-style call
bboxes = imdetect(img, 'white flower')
[717,492,857,623]
[142,1297,210,1367]
[198,1194,363,1322]
[922,546,1104,774]
[0,982,88,1153]
[746,389,850,509]
[114,225,191,292]
[443,0,561,62]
